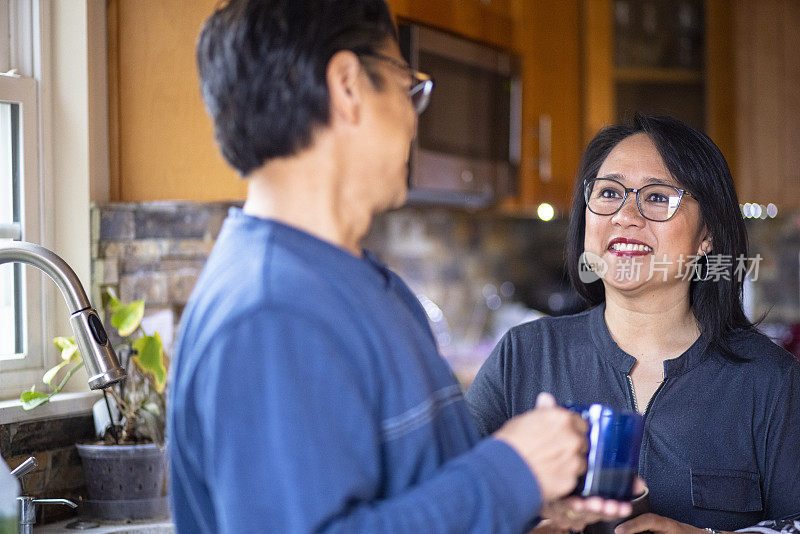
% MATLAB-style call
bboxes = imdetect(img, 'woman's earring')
[583,253,594,272]
[695,249,711,281]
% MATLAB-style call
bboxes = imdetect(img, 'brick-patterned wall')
[91,202,240,352]
[745,210,800,360]
[745,211,800,324]
[91,202,576,354]
[0,414,94,524]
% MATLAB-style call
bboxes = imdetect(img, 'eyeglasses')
[357,53,434,114]
[584,177,693,222]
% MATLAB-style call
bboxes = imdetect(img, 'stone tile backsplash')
[746,210,800,332]
[91,202,239,353]
[90,201,800,362]
[1,414,95,524]
[91,202,578,357]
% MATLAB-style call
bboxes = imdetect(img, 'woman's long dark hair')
[566,113,754,360]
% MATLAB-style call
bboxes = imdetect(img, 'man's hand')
[493,392,588,501]
[615,513,706,534]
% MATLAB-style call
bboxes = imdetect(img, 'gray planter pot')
[76,443,168,520]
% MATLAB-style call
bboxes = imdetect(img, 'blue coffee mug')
[568,403,644,500]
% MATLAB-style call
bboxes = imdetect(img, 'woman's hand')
[538,496,633,531]
[526,518,570,534]
[615,513,707,534]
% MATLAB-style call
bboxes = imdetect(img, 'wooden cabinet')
[733,0,800,209]
[106,0,796,210]
[582,0,736,184]
[502,0,584,215]
[386,0,515,51]
[582,0,800,211]
[107,0,246,202]
[107,0,582,210]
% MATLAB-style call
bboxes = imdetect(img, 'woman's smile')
[607,237,653,257]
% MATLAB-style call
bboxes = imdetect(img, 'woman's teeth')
[610,243,653,252]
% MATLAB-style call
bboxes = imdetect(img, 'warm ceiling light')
[537,202,555,221]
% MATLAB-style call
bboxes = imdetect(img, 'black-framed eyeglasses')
[584,177,693,222]
[357,53,434,114]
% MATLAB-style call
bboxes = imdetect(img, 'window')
[1,76,41,365]
[1,98,24,357]
[0,0,49,398]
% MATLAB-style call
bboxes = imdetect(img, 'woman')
[466,114,800,533]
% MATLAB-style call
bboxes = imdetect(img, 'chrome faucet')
[0,241,126,389]
[12,457,78,534]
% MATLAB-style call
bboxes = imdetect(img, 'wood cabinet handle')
[539,114,552,183]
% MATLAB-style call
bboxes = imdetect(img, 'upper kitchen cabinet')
[582,0,736,172]
[108,0,582,209]
[583,0,800,211]
[386,0,515,51]
[504,0,584,215]
[107,0,246,202]
[585,0,708,134]
[733,1,800,210]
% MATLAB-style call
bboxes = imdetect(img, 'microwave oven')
[398,23,522,208]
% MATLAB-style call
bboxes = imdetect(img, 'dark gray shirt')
[465,304,800,531]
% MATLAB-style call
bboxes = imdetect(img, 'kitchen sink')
[105,527,174,534]
[34,519,174,533]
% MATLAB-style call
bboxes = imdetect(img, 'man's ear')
[327,50,362,125]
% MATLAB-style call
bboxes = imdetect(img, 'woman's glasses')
[584,177,692,222]
[358,53,434,114]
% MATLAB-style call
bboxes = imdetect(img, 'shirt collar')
[588,303,711,378]
[226,207,391,289]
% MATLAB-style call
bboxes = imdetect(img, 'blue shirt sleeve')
[195,307,541,533]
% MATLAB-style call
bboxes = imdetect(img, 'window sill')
[0,391,101,425]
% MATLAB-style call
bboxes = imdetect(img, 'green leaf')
[53,336,79,362]
[103,288,122,313]
[132,333,167,393]
[22,359,85,410]
[111,299,145,337]
[42,360,70,387]
[53,336,73,351]
[43,337,83,387]
[20,389,52,410]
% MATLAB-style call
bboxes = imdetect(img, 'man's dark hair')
[566,113,755,360]
[197,0,397,175]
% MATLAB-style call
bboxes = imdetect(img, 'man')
[168,1,631,532]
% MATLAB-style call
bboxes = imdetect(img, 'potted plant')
[20,290,170,520]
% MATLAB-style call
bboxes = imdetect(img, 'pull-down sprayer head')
[0,241,125,389]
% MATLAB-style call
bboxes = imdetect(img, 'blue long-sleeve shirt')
[168,209,541,533]
[466,305,800,531]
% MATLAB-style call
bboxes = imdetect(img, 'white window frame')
[0,0,108,411]
[0,0,53,399]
